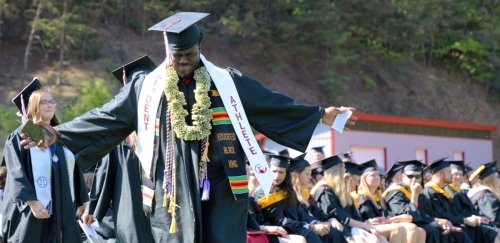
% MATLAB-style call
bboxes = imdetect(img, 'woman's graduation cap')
[448,160,466,173]
[269,154,291,169]
[321,155,343,171]
[12,77,43,120]
[148,12,209,51]
[289,153,310,172]
[469,161,498,180]
[111,55,157,85]
[359,159,379,175]
[344,161,361,176]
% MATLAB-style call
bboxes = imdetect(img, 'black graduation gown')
[1,131,88,243]
[86,141,154,242]
[469,188,500,227]
[423,186,473,243]
[254,190,345,243]
[384,186,447,243]
[247,197,279,243]
[311,185,363,237]
[445,185,497,242]
[55,65,323,243]
[357,195,387,220]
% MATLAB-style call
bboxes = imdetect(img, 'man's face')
[312,152,325,163]
[441,167,452,184]
[402,171,422,186]
[450,168,464,185]
[271,165,287,187]
[171,43,201,78]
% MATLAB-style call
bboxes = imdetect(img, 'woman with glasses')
[1,79,88,243]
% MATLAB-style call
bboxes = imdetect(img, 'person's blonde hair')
[320,163,352,207]
[358,171,387,210]
[480,173,500,199]
[291,170,309,206]
[27,89,61,126]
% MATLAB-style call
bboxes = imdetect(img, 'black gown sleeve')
[86,152,116,222]
[477,190,500,227]
[231,70,324,152]
[73,163,89,207]
[2,131,37,203]
[55,71,147,170]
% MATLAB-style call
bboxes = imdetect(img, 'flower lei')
[164,66,212,141]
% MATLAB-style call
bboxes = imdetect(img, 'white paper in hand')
[78,220,98,241]
[332,109,352,134]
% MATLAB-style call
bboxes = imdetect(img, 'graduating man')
[422,158,489,242]
[383,160,452,243]
[22,12,356,243]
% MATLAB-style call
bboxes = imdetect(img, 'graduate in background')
[383,160,451,243]
[1,78,88,243]
[467,161,500,241]
[445,160,498,242]
[80,56,157,243]
[255,155,345,243]
[311,155,386,243]
[355,159,426,243]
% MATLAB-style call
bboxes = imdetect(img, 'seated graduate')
[309,147,326,185]
[247,165,307,243]
[1,78,88,243]
[310,155,386,243]
[382,160,452,243]
[254,154,345,243]
[467,162,500,236]
[80,56,158,243]
[445,160,498,242]
[289,153,345,235]
[355,159,426,243]
[422,158,484,243]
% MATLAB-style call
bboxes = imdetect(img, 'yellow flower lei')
[164,66,212,140]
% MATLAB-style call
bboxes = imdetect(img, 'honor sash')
[201,54,273,195]
[136,61,167,178]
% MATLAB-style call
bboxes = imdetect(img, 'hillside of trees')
[0,0,499,159]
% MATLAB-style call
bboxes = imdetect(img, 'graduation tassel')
[162,189,168,208]
[200,139,210,201]
[169,211,177,233]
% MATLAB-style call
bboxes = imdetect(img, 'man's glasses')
[40,99,57,105]
[405,174,421,179]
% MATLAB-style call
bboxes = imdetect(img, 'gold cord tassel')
[168,145,178,234]
[169,211,177,233]
[163,190,168,208]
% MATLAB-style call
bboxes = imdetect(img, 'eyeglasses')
[40,99,57,105]
[405,174,421,179]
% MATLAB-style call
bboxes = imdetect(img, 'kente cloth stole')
[424,181,452,200]
[382,184,412,201]
[208,85,249,200]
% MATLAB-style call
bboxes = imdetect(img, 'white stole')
[29,146,76,207]
[135,55,273,195]
[136,61,167,178]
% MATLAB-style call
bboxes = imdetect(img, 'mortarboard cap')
[424,158,450,174]
[311,146,325,154]
[469,161,498,180]
[344,161,361,176]
[386,161,404,181]
[378,167,387,178]
[289,153,310,172]
[278,148,290,157]
[400,160,424,173]
[359,159,379,175]
[464,163,474,174]
[12,77,43,113]
[448,160,465,172]
[111,55,157,85]
[148,12,209,51]
[269,154,290,169]
[321,155,343,171]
